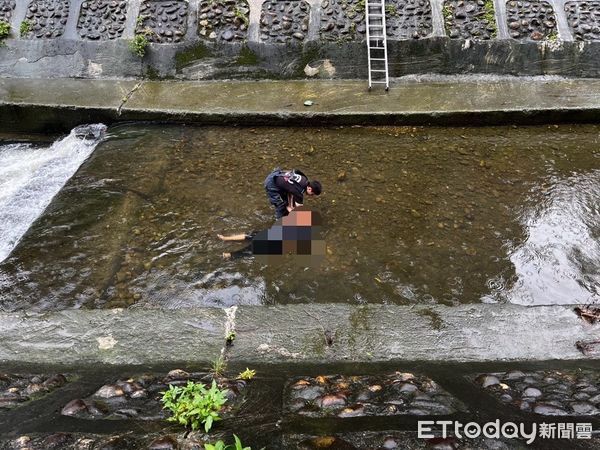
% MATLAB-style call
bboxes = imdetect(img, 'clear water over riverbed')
[0,124,598,310]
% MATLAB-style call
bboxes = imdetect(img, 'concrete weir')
[0,304,598,366]
[4,77,600,132]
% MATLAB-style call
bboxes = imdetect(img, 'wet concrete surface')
[5,77,600,132]
[0,305,598,366]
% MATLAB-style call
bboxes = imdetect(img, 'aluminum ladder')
[365,0,389,90]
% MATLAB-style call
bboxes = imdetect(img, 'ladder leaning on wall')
[365,0,390,90]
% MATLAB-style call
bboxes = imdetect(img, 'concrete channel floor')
[3,76,600,131]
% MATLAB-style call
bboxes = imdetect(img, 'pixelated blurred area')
[254,208,325,266]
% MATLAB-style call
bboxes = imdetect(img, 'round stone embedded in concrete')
[443,0,497,40]
[23,0,70,39]
[285,372,465,417]
[472,369,600,416]
[0,0,16,22]
[77,0,128,40]
[0,373,69,409]
[565,0,600,41]
[137,0,188,43]
[198,0,249,42]
[386,0,433,39]
[506,0,557,41]
[260,0,309,44]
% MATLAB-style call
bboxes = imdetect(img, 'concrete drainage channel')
[1,305,600,447]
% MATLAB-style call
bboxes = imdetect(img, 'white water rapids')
[0,124,106,263]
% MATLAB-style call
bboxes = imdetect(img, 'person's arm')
[218,233,249,241]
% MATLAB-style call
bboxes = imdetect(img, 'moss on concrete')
[175,42,213,71]
[236,45,259,65]
[144,66,160,80]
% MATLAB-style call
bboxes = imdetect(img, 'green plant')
[348,0,365,14]
[204,435,252,450]
[0,20,10,41]
[129,31,149,57]
[442,3,453,30]
[136,14,147,27]
[483,0,497,37]
[547,29,558,42]
[237,368,256,380]
[19,20,31,37]
[385,4,398,16]
[226,331,236,345]
[211,355,227,377]
[234,6,249,27]
[483,0,498,38]
[161,380,227,432]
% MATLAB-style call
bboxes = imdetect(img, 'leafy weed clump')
[0,20,11,41]
[161,380,227,432]
[129,32,149,57]
[237,368,256,380]
[205,435,253,450]
[20,20,31,37]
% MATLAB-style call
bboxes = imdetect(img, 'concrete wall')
[1,0,600,79]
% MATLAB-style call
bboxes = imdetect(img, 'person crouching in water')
[263,168,322,219]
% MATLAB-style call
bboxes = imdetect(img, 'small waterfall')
[0,124,107,263]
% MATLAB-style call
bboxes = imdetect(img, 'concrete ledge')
[4,77,600,131]
[0,308,227,365]
[0,305,598,366]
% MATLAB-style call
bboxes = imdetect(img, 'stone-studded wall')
[387,0,433,39]
[4,0,600,79]
[260,0,309,43]
[444,0,497,39]
[136,0,188,43]
[198,0,249,41]
[320,0,432,42]
[320,0,365,42]
[506,0,557,40]
[565,0,600,41]
[7,0,600,45]
[0,0,16,22]
[23,0,70,38]
[77,0,128,40]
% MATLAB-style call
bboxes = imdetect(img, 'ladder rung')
[369,13,383,16]
[370,58,386,61]
[371,69,387,72]
[371,81,388,84]
[369,25,384,28]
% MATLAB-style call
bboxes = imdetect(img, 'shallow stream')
[0,124,598,310]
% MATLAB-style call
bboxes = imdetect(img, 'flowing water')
[0,124,598,311]
[0,125,106,263]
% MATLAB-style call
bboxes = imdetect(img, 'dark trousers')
[264,168,287,219]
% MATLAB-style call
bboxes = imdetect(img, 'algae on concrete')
[175,42,213,71]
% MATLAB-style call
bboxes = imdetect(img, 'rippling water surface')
[0,125,106,263]
[0,124,598,310]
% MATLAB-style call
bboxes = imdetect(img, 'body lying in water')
[217,208,325,263]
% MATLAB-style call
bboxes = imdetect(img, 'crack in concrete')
[22,51,81,65]
[116,81,143,115]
